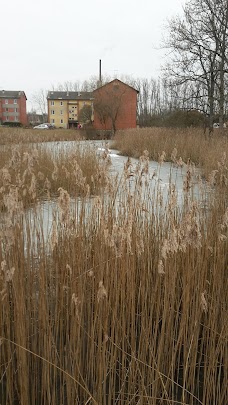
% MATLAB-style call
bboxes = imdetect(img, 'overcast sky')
[1,0,184,110]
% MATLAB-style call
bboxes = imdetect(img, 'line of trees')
[164,0,228,133]
[30,0,228,132]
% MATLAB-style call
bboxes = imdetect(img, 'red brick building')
[0,90,27,126]
[93,79,138,131]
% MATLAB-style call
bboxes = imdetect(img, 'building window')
[60,110,63,115]
[5,99,8,104]
[51,101,55,106]
[6,108,8,112]
[15,108,18,112]
[51,119,55,124]
[51,110,55,115]
[6,116,9,121]
[60,101,63,106]
[60,119,63,124]
[14,99,17,104]
[83,102,86,106]
[14,117,17,121]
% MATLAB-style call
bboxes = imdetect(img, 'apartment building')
[0,90,27,125]
[47,91,94,128]
[93,79,138,131]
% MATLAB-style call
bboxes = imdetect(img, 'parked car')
[213,122,226,128]
[33,124,50,129]
[43,123,55,129]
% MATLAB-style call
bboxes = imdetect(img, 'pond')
[1,139,210,255]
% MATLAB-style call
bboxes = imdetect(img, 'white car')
[33,124,50,129]
[213,122,226,128]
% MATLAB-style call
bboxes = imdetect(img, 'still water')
[1,140,210,254]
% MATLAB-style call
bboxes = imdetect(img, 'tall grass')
[113,128,228,179]
[0,127,84,145]
[0,143,111,210]
[0,142,227,404]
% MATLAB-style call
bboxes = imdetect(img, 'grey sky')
[1,0,184,110]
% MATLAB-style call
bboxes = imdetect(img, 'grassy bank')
[113,128,228,179]
[0,127,84,145]
[0,139,227,404]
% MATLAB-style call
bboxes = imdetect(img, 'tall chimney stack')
[99,59,102,83]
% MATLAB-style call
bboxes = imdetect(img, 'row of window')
[50,101,88,107]
[3,108,18,112]
[50,119,78,124]
[51,110,64,115]
[51,119,64,124]
[51,101,63,106]
[4,116,19,121]
[50,110,78,116]
[2,99,18,104]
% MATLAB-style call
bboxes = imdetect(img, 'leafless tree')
[78,105,92,124]
[94,86,127,135]
[164,0,228,133]
[31,88,48,119]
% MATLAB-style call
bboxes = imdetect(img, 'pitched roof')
[0,90,27,99]
[93,79,139,93]
[47,91,94,100]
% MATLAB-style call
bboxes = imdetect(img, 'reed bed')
[0,143,111,210]
[0,127,84,145]
[0,144,227,404]
[113,128,228,179]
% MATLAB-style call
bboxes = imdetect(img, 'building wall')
[93,80,138,130]
[0,94,27,125]
[48,99,69,128]
[0,100,2,123]
[48,98,93,128]
[19,94,28,125]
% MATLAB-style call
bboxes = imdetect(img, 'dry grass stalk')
[0,143,110,211]
[0,127,84,145]
[0,137,227,404]
[113,127,228,179]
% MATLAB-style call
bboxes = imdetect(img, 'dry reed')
[0,139,227,404]
[113,127,228,179]
[0,143,110,210]
[0,127,84,145]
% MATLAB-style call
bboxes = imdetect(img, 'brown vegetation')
[0,135,227,404]
[113,127,228,179]
[0,143,111,210]
[0,127,84,145]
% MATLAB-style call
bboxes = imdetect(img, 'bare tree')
[164,0,228,133]
[31,88,48,120]
[94,86,127,135]
[78,105,92,124]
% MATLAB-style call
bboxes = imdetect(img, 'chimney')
[97,60,102,88]
[99,59,102,83]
